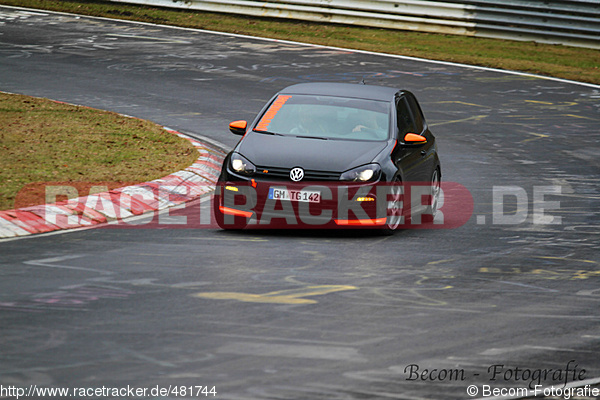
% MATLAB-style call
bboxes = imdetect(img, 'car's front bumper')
[214,179,388,229]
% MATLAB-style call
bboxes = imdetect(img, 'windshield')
[253,94,390,141]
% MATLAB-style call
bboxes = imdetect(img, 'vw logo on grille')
[289,167,305,182]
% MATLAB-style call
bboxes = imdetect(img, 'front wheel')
[382,178,404,235]
[426,168,441,219]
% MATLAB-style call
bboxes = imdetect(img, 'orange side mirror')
[229,120,247,136]
[404,133,427,143]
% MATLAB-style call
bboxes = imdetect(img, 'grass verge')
[1,0,599,84]
[0,92,198,210]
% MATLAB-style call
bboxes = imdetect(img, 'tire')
[381,178,404,235]
[426,167,441,220]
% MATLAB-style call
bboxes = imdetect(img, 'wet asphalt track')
[1,6,600,400]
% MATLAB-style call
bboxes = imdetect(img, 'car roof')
[280,82,400,102]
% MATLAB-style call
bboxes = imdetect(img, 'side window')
[405,94,425,134]
[396,97,415,137]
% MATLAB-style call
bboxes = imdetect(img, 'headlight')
[340,163,381,182]
[230,153,256,176]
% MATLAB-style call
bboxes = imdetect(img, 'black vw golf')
[213,82,441,233]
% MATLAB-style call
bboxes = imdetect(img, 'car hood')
[237,133,388,172]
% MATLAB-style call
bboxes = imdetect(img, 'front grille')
[255,166,341,182]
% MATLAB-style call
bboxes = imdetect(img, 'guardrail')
[110,0,600,49]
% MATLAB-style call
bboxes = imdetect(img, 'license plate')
[268,187,321,203]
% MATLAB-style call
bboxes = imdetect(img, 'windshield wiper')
[253,129,283,136]
[296,135,328,140]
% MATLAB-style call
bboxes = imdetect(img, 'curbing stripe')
[0,128,226,239]
[0,210,54,235]
[0,217,31,238]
